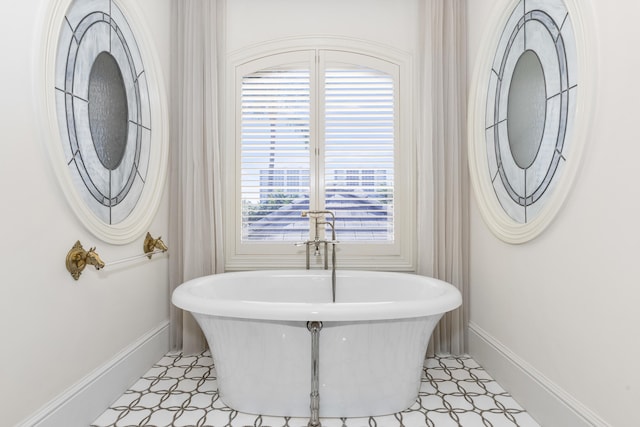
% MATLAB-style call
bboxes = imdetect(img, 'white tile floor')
[92,351,540,427]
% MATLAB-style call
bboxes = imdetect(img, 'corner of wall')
[468,322,611,427]
[17,322,169,427]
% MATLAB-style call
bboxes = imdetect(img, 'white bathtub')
[172,270,462,418]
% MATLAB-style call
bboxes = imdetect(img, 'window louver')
[240,59,395,243]
[241,68,310,241]
[324,67,394,241]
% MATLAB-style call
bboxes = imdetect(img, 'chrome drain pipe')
[307,321,323,427]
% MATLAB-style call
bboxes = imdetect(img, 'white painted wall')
[468,1,640,426]
[0,0,171,425]
[226,0,419,54]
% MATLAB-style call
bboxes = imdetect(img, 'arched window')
[226,45,413,270]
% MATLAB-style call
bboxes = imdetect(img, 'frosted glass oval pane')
[507,50,546,169]
[88,51,129,171]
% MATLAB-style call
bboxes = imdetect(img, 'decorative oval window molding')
[36,0,168,244]
[468,0,597,243]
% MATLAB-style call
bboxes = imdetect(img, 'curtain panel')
[418,0,470,355]
[169,0,224,354]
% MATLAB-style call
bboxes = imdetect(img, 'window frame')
[224,39,415,271]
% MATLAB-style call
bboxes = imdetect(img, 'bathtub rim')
[172,269,462,322]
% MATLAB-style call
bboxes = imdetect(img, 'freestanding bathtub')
[171,270,462,418]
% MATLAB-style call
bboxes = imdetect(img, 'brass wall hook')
[144,232,168,259]
[65,241,105,280]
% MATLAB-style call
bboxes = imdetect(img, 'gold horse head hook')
[144,232,169,259]
[66,241,103,280]
[86,247,105,270]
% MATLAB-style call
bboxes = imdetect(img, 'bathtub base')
[194,314,441,418]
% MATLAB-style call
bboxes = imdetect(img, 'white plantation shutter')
[240,67,311,241]
[324,66,394,241]
[238,50,398,246]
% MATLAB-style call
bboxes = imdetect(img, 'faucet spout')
[297,210,339,302]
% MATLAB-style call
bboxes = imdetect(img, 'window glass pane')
[324,67,394,242]
[241,67,311,241]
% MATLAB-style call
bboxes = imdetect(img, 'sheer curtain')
[417,0,469,355]
[169,0,224,354]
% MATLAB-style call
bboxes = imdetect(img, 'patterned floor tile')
[111,408,153,426]
[172,409,210,426]
[92,352,541,427]
[92,409,121,426]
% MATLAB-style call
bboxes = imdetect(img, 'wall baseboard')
[17,321,170,427]
[468,322,609,427]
